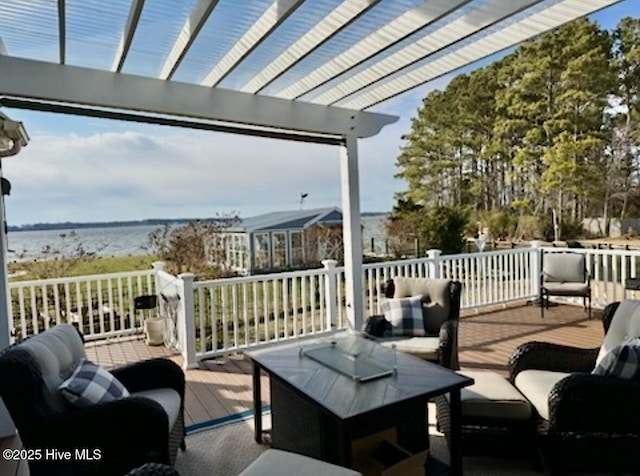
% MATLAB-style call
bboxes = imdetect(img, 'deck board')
[0,302,606,475]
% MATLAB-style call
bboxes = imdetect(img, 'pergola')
[0,0,623,348]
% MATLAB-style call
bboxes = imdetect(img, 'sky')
[0,0,636,226]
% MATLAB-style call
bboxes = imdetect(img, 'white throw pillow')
[592,338,640,379]
[380,295,426,337]
[59,359,130,407]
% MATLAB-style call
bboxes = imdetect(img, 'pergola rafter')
[112,0,145,73]
[240,0,383,94]
[199,0,305,87]
[159,0,221,80]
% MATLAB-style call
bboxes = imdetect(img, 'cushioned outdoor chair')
[0,324,186,476]
[509,300,640,474]
[364,277,462,369]
[540,252,591,319]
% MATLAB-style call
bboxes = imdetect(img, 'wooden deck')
[1,302,605,475]
[87,301,605,427]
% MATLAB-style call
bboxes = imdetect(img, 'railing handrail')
[193,267,327,288]
[542,246,640,257]
[9,269,155,288]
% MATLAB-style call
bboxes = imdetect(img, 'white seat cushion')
[239,449,362,476]
[456,371,532,420]
[514,370,570,420]
[380,336,439,360]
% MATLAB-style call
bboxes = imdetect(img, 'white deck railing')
[9,269,157,341]
[9,242,640,367]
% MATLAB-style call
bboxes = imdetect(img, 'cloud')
[3,125,402,225]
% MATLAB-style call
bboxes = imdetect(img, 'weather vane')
[299,193,308,209]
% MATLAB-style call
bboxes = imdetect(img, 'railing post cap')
[427,249,442,258]
[322,259,338,268]
[530,240,544,249]
[178,272,196,281]
[152,261,165,271]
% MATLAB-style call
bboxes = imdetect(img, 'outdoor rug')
[174,405,625,476]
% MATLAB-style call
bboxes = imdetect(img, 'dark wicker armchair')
[0,324,186,476]
[364,277,462,369]
[509,300,640,474]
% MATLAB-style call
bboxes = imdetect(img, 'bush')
[560,219,584,240]
[515,215,542,240]
[486,210,518,240]
[418,206,469,254]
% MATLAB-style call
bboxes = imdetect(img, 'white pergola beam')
[200,0,305,87]
[241,0,382,94]
[311,0,543,105]
[338,0,622,109]
[0,56,397,139]
[58,0,65,64]
[112,0,145,73]
[159,0,220,80]
[274,0,471,100]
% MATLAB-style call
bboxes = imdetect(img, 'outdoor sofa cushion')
[457,370,532,421]
[592,337,640,379]
[514,370,570,420]
[379,295,426,336]
[379,336,440,361]
[239,449,362,476]
[393,277,451,334]
[59,358,130,406]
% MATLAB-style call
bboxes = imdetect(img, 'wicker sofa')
[364,277,462,369]
[509,300,640,474]
[0,324,185,476]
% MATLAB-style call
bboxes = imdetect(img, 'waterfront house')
[220,207,344,274]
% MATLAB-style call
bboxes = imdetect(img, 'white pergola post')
[340,135,364,332]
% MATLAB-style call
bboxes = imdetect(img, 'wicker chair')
[509,300,640,474]
[0,324,186,476]
[364,277,462,369]
[540,252,591,319]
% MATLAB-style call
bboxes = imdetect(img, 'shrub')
[486,210,518,240]
[515,215,542,240]
[418,206,469,254]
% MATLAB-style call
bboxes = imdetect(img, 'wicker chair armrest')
[363,314,390,337]
[448,281,462,322]
[111,358,185,398]
[45,396,168,443]
[439,320,459,369]
[549,373,640,435]
[509,342,598,381]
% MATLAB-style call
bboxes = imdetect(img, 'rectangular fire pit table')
[246,332,473,476]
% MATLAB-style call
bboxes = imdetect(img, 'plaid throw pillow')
[380,295,426,337]
[59,359,129,407]
[593,338,640,379]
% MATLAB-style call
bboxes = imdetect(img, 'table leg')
[253,362,263,443]
[449,388,462,476]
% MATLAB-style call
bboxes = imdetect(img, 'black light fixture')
[1,178,10,196]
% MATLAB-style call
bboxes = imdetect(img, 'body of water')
[7,215,388,261]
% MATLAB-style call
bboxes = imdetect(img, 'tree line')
[391,16,640,246]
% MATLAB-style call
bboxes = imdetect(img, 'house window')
[290,231,304,266]
[272,232,287,269]
[254,233,270,269]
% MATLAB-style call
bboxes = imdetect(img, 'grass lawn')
[8,255,159,281]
